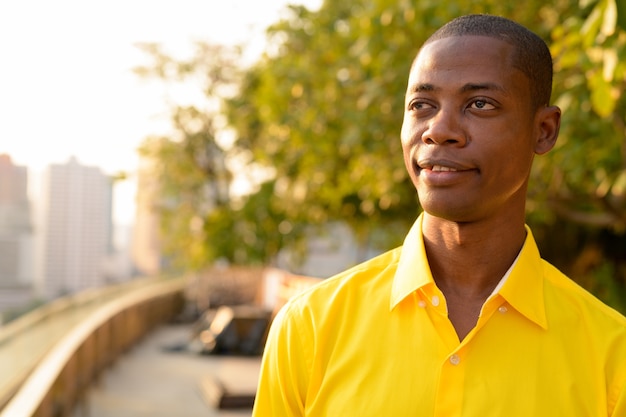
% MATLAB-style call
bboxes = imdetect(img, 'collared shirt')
[252,214,626,416]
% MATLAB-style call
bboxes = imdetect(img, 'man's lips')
[415,159,472,173]
[431,165,458,172]
[411,157,477,187]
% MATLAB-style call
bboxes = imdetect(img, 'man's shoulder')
[287,247,402,309]
[541,260,626,329]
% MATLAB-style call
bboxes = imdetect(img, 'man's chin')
[420,204,481,224]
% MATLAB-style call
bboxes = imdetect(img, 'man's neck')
[421,212,526,300]
[420,212,527,341]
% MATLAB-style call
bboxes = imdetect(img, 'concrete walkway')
[80,323,260,417]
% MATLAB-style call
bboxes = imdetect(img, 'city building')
[36,157,113,299]
[131,157,163,276]
[0,154,35,314]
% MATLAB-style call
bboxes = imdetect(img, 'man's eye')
[470,100,494,110]
[409,101,433,110]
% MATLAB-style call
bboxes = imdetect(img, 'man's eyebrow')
[409,83,438,93]
[408,82,507,94]
[460,82,507,93]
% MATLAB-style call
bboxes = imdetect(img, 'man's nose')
[421,108,467,146]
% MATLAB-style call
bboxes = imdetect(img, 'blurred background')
[0,0,625,414]
[0,0,322,317]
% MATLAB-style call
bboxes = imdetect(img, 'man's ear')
[534,105,561,155]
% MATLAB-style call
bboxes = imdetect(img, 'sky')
[0,0,320,226]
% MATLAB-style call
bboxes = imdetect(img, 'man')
[252,14,626,416]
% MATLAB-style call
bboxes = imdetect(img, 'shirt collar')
[390,214,548,329]
[498,226,547,329]
[390,213,434,308]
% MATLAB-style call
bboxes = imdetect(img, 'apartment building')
[0,154,35,312]
[37,157,113,299]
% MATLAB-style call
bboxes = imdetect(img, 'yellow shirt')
[253,215,626,416]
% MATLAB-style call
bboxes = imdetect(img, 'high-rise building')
[0,154,35,313]
[131,157,163,276]
[36,157,113,299]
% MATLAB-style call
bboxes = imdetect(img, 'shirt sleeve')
[608,326,626,417]
[609,356,626,416]
[612,388,625,417]
[252,301,311,417]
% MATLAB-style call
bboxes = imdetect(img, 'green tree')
[533,0,626,231]
[137,43,241,268]
[136,42,308,268]
[530,0,626,311]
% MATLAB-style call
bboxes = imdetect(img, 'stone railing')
[0,267,323,417]
[0,277,185,417]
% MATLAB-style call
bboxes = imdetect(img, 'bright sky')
[0,0,320,226]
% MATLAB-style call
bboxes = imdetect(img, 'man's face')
[401,35,541,223]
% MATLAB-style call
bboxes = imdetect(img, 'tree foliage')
[138,0,626,311]
[136,42,307,269]
[531,0,626,311]
[533,0,626,231]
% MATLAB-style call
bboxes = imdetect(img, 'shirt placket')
[421,289,509,417]
[419,286,466,417]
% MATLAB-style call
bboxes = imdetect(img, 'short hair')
[422,14,553,109]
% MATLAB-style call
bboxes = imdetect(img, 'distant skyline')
[0,0,321,224]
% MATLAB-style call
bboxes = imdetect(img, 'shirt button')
[418,300,427,308]
[498,306,508,314]
[449,354,460,365]
[431,295,440,307]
